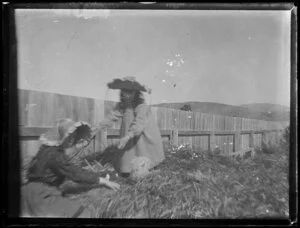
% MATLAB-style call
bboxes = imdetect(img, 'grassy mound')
[66,140,289,219]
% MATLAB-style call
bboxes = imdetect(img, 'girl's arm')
[127,104,150,138]
[99,103,123,129]
[49,151,100,185]
[49,151,120,190]
[118,104,150,149]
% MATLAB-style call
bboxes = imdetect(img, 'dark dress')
[21,145,100,218]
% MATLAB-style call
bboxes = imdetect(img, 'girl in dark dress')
[21,119,120,218]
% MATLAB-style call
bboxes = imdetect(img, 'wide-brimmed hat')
[39,119,92,148]
[107,76,151,94]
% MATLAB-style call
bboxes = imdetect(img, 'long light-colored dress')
[104,103,165,173]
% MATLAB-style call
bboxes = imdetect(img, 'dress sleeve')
[49,151,99,185]
[127,104,150,137]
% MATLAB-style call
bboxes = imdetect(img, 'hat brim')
[107,79,148,92]
[40,121,92,148]
[60,122,92,148]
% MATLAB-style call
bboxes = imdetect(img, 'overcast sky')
[16,9,291,107]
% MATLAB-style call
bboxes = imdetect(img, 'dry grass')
[61,139,289,219]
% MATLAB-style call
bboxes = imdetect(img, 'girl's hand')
[99,177,120,191]
[118,135,130,149]
[98,121,109,129]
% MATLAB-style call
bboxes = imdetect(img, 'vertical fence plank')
[209,133,215,152]
[20,140,41,168]
[249,131,254,148]
[254,133,263,147]
[170,129,178,147]
[209,115,215,152]
[93,99,105,126]
[172,109,179,130]
[18,89,29,126]
[234,131,241,151]
[150,107,158,125]
[262,132,267,146]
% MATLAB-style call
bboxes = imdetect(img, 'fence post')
[234,131,240,152]
[209,115,215,152]
[170,129,178,147]
[262,131,267,147]
[95,128,108,152]
[209,133,215,152]
[276,130,282,144]
[249,130,254,148]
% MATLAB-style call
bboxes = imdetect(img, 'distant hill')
[240,103,290,113]
[240,103,290,121]
[152,102,290,121]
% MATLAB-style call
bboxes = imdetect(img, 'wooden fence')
[18,89,289,166]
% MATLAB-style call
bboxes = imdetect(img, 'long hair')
[118,90,145,113]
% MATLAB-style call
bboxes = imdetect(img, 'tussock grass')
[64,132,289,219]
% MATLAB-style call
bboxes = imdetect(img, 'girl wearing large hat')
[99,77,165,177]
[21,119,120,218]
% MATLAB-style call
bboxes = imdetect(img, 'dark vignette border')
[3,0,21,223]
[2,2,297,227]
[289,6,298,227]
